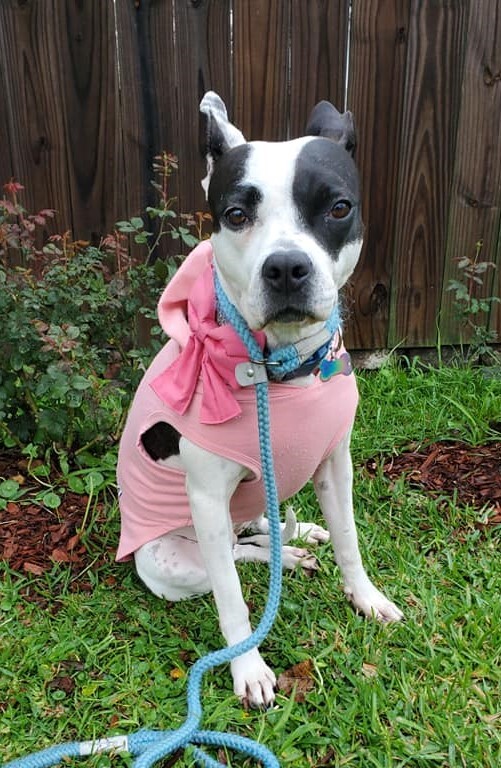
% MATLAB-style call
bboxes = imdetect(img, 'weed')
[115,151,210,280]
[446,239,501,362]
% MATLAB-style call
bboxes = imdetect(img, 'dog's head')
[200,91,363,347]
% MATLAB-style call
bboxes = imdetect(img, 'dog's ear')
[306,101,356,156]
[200,91,246,196]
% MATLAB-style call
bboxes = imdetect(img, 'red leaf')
[51,548,70,563]
[277,659,315,702]
[3,179,24,195]
[23,562,45,576]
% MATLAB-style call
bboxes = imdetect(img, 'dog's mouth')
[261,301,330,327]
[267,307,313,324]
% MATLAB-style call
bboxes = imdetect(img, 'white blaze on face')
[212,139,338,329]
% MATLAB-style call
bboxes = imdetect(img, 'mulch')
[365,440,501,525]
[0,453,110,585]
[1,442,500,587]
[0,494,110,579]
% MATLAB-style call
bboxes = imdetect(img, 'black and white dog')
[117,92,403,709]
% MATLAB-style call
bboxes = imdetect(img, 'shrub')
[0,161,208,459]
[0,245,162,455]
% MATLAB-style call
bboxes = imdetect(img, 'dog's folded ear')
[306,101,357,156]
[200,91,246,196]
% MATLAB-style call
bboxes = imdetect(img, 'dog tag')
[319,352,353,381]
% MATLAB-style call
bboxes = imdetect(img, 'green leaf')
[31,462,51,478]
[41,490,61,509]
[10,353,24,371]
[153,260,169,281]
[0,479,20,499]
[38,409,67,441]
[65,325,81,340]
[70,375,92,391]
[84,471,105,493]
[67,475,85,494]
[180,232,199,248]
[59,454,70,476]
[66,390,83,408]
[115,221,136,233]
[130,217,144,229]
[146,205,176,218]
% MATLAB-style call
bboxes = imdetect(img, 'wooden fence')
[1,0,500,350]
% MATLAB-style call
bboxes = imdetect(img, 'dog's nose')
[261,250,312,293]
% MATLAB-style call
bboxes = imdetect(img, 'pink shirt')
[116,242,358,561]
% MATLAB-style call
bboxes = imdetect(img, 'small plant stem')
[0,421,24,449]
[19,372,39,417]
[78,486,95,536]
[74,435,104,457]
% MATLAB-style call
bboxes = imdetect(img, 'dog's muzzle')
[261,250,315,322]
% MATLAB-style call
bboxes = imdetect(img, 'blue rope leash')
[4,274,289,768]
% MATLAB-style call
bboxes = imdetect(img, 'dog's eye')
[225,208,248,228]
[329,201,351,220]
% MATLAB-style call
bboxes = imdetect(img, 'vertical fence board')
[345,0,411,350]
[233,0,290,141]
[439,0,501,344]
[489,225,501,344]
[174,0,233,219]
[388,0,469,347]
[0,11,13,190]
[59,1,124,241]
[289,0,349,140]
[121,0,179,261]
[113,0,150,239]
[0,1,74,235]
[492,226,501,340]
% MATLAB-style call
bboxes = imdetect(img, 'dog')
[116,91,403,709]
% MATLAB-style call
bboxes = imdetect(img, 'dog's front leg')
[180,437,277,707]
[313,430,403,622]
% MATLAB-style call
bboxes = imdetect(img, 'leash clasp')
[235,359,270,386]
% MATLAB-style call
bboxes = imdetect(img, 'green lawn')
[1,362,500,767]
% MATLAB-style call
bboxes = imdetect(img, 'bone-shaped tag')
[319,352,353,381]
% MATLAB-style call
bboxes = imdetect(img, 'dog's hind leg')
[235,508,324,570]
[135,527,215,601]
[239,506,330,545]
[233,541,318,571]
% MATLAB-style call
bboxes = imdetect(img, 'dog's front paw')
[231,649,277,709]
[345,578,404,623]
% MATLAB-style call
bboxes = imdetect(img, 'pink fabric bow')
[150,240,265,424]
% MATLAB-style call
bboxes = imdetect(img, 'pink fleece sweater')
[116,242,358,562]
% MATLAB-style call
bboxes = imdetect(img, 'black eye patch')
[207,145,263,232]
[293,138,363,257]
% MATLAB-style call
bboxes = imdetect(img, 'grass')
[1,360,500,767]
